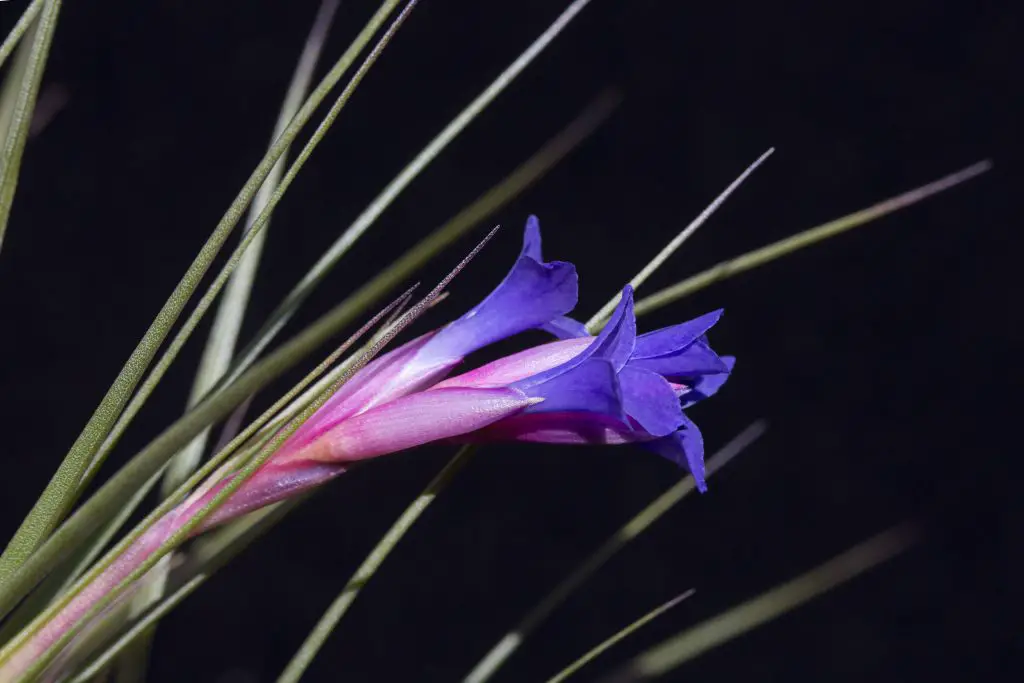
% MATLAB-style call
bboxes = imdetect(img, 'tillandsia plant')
[0,1,992,682]
[0,219,735,681]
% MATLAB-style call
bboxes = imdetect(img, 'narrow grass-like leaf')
[67,576,203,683]
[1,236,488,681]
[164,0,342,500]
[64,498,297,683]
[0,0,46,72]
[0,278,417,623]
[32,579,142,683]
[115,11,343,675]
[462,422,766,683]
[586,149,774,331]
[545,590,695,683]
[226,0,600,382]
[0,472,161,650]
[0,0,60,256]
[84,0,419,498]
[597,523,920,682]
[275,446,477,683]
[248,289,422,445]
[634,160,993,317]
[0,0,407,583]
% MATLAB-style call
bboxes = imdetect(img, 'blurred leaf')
[68,575,203,683]
[66,498,296,683]
[83,0,412,500]
[0,472,161,650]
[164,0,342,502]
[597,524,920,682]
[113,8,344,677]
[225,0,602,385]
[276,446,476,683]
[545,590,695,683]
[0,0,60,255]
[462,423,766,683]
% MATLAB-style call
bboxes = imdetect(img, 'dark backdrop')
[0,1,1016,681]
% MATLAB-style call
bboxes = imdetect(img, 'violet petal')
[517,358,625,421]
[540,315,589,339]
[422,218,578,361]
[644,415,707,492]
[629,338,730,379]
[618,365,685,437]
[681,356,735,408]
[632,309,724,358]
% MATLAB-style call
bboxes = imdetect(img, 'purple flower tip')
[644,415,707,492]
[422,217,579,362]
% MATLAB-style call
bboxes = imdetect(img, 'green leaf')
[0,0,410,585]
[1,237,475,680]
[585,148,774,331]
[0,472,162,650]
[0,0,60,255]
[270,88,621,683]
[67,576,204,683]
[225,0,603,386]
[79,0,414,505]
[597,524,920,682]
[67,499,298,683]
[634,160,993,318]
[0,0,46,73]
[115,7,343,675]
[38,92,619,662]
[0,274,416,623]
[163,0,343,501]
[276,447,476,683]
[544,590,695,683]
[461,423,766,683]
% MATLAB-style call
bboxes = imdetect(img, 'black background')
[0,0,1017,681]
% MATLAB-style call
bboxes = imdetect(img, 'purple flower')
[433,287,732,491]
[285,286,732,492]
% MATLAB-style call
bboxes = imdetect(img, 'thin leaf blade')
[634,161,993,317]
[598,524,920,682]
